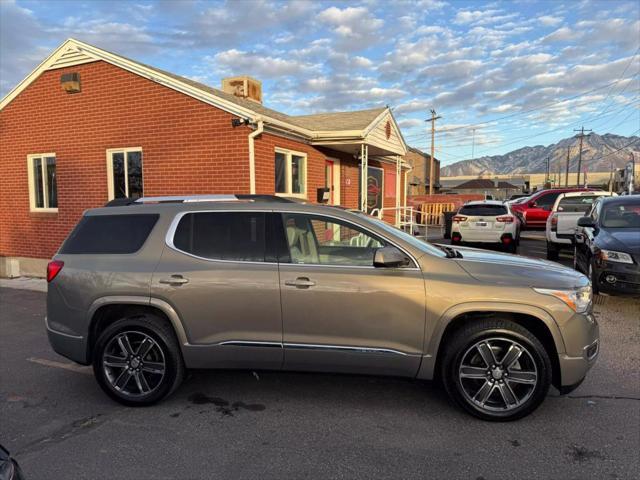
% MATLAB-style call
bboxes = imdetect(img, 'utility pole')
[427,109,441,195]
[545,156,550,185]
[565,146,571,187]
[573,126,592,186]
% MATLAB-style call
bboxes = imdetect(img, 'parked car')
[546,191,616,260]
[46,194,599,421]
[451,201,520,252]
[511,188,601,229]
[574,196,640,296]
[0,444,23,480]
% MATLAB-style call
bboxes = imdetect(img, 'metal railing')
[371,206,429,240]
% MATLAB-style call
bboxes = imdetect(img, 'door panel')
[278,213,426,377]
[151,211,283,369]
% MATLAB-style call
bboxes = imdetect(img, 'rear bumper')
[45,317,90,365]
[451,229,510,243]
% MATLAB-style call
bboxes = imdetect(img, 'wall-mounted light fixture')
[60,72,81,93]
[231,118,248,127]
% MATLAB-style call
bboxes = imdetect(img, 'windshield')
[459,204,507,216]
[358,214,446,257]
[601,202,640,228]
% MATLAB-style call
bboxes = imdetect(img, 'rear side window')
[173,212,266,262]
[557,196,600,213]
[459,205,507,216]
[60,214,158,254]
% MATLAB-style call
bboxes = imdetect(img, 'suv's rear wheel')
[441,318,552,421]
[93,314,185,406]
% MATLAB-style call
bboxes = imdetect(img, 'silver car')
[46,195,599,421]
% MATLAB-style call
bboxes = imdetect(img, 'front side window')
[107,148,143,200]
[274,149,306,197]
[536,192,560,208]
[173,212,266,262]
[28,154,57,211]
[282,213,386,266]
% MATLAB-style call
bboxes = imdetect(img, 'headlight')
[534,286,592,313]
[599,249,633,264]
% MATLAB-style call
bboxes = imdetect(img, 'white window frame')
[106,147,143,200]
[27,153,57,212]
[275,147,307,199]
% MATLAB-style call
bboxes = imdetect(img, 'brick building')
[405,147,440,196]
[0,39,410,277]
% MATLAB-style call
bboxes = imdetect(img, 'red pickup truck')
[511,188,600,229]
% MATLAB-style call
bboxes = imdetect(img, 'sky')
[1,0,639,166]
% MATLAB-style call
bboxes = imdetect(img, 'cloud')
[317,6,384,51]
[209,49,320,78]
[538,15,563,26]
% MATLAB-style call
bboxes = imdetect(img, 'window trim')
[106,147,143,201]
[274,147,307,199]
[27,153,57,212]
[165,210,419,270]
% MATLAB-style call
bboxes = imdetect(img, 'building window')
[274,148,306,197]
[107,148,143,200]
[27,154,57,212]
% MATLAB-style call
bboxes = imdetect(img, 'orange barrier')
[419,202,456,226]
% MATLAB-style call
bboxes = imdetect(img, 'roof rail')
[126,194,295,204]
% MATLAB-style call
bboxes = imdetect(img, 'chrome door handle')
[159,275,189,286]
[285,277,316,288]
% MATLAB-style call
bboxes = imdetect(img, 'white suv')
[545,191,615,260]
[451,201,520,252]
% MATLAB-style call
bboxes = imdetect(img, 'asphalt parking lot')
[1,234,639,480]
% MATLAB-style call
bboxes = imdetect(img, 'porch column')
[395,156,401,226]
[360,144,368,212]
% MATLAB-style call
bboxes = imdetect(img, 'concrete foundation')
[0,256,48,278]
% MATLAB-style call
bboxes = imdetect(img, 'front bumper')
[557,312,599,389]
[593,260,640,296]
[45,317,90,365]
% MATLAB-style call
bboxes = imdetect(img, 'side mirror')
[529,201,537,208]
[577,216,596,228]
[374,246,410,268]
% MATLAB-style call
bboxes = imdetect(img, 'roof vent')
[221,76,262,103]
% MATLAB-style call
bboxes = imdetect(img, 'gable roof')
[0,38,405,152]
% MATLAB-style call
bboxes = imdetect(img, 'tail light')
[453,215,467,223]
[496,216,514,223]
[47,260,64,283]
[551,215,558,232]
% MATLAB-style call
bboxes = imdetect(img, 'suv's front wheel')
[92,314,185,406]
[441,318,552,421]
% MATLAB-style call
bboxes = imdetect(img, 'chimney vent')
[221,76,262,103]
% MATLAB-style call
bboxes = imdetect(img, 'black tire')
[546,242,559,261]
[92,314,185,406]
[440,318,552,421]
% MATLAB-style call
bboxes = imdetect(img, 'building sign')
[366,166,384,213]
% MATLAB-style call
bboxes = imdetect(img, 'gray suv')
[46,195,599,421]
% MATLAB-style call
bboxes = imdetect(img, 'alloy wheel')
[102,331,166,398]
[458,337,538,412]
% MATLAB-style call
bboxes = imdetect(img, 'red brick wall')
[0,60,253,259]
[0,59,408,260]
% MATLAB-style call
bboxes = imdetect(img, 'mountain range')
[440,133,640,177]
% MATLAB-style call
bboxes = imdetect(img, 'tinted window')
[61,214,158,254]
[536,192,561,207]
[557,196,600,213]
[601,201,640,228]
[459,205,507,216]
[173,212,266,262]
